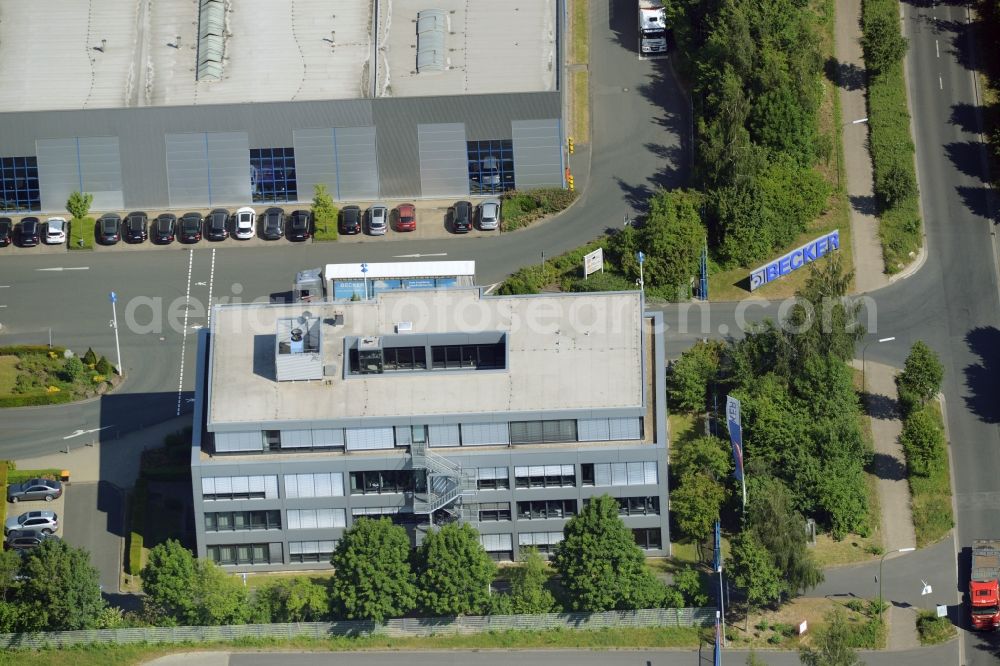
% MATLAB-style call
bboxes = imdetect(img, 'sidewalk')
[834,0,888,293]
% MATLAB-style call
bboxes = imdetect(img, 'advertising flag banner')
[726,396,744,482]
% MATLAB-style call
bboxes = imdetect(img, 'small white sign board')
[583,248,604,277]
[798,620,808,635]
[937,604,947,618]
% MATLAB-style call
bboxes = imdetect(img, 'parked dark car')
[179,212,203,243]
[124,212,149,243]
[5,531,60,552]
[97,213,122,245]
[451,201,473,233]
[286,210,312,241]
[339,205,362,235]
[7,478,63,503]
[0,218,11,247]
[205,208,229,241]
[261,208,285,240]
[153,214,177,244]
[18,217,40,246]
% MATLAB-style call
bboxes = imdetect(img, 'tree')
[95,356,114,377]
[786,255,864,367]
[312,183,338,239]
[82,347,98,366]
[416,522,496,616]
[507,547,557,613]
[253,576,330,622]
[877,160,916,206]
[672,565,709,607]
[673,435,731,481]
[799,609,865,666]
[191,559,249,625]
[141,540,199,624]
[671,471,727,542]
[899,407,946,476]
[66,191,94,220]
[19,539,105,631]
[729,530,782,613]
[861,9,907,74]
[897,341,944,408]
[668,341,723,412]
[330,517,416,623]
[61,356,86,383]
[625,189,707,297]
[553,494,663,611]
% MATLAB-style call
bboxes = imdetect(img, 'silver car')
[478,199,501,230]
[6,478,63,503]
[5,510,58,535]
[368,204,388,235]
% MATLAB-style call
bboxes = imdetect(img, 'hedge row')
[0,391,76,408]
[128,479,148,576]
[7,468,61,485]
[501,188,578,231]
[862,0,923,272]
[0,346,65,356]
[0,463,8,529]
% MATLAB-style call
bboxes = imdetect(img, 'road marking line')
[0,285,9,288]
[176,251,194,417]
[63,426,113,440]
[935,39,940,58]
[0,305,7,309]
[207,248,216,327]
[34,267,89,272]
[939,75,944,90]
[392,252,448,258]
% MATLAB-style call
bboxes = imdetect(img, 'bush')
[501,188,578,231]
[95,356,114,377]
[311,184,339,242]
[916,609,956,645]
[565,270,635,293]
[82,348,98,367]
[128,480,147,576]
[497,264,556,295]
[0,462,8,529]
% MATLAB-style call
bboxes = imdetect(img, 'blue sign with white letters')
[109,291,117,304]
[749,230,840,291]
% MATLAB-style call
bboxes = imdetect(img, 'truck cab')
[971,539,1000,630]
[638,0,668,55]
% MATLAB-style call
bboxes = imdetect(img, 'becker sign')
[749,230,840,291]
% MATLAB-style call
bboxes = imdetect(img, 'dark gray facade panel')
[36,138,81,212]
[417,123,469,198]
[512,119,563,189]
[206,131,251,205]
[334,126,380,200]
[165,133,211,207]
[293,128,338,201]
[78,136,125,210]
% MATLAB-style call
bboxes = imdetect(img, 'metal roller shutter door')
[78,136,124,210]
[417,123,469,197]
[511,119,563,189]
[36,138,81,212]
[334,126,380,199]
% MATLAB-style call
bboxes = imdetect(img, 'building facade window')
[289,540,337,563]
[580,462,658,487]
[509,420,577,444]
[201,475,279,501]
[430,343,505,370]
[585,496,661,516]
[383,346,428,371]
[263,430,281,450]
[632,528,662,550]
[284,473,344,498]
[204,510,281,532]
[518,531,564,555]
[516,499,577,520]
[349,470,415,495]
[0,156,40,212]
[250,147,297,203]
[207,542,279,565]
[466,139,515,195]
[480,533,514,561]
[286,508,346,529]
[476,467,510,490]
[514,465,576,489]
[477,502,512,522]
[352,507,422,525]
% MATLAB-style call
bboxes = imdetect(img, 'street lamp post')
[878,546,916,622]
[862,336,896,395]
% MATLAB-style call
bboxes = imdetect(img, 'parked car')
[5,531,60,552]
[18,217,40,247]
[205,209,229,241]
[124,212,149,243]
[7,478,63,503]
[368,204,388,235]
[395,203,416,232]
[44,217,67,244]
[478,198,501,231]
[286,210,312,241]
[179,212,203,243]
[5,511,58,535]
[339,205,362,235]
[451,201,473,233]
[98,213,122,245]
[0,218,11,247]
[261,207,285,240]
[234,206,256,240]
[153,213,177,244]
[480,156,501,187]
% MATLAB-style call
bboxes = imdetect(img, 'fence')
[0,607,714,650]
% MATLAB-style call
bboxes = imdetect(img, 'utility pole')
[109,291,123,378]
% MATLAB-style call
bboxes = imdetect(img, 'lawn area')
[0,356,18,394]
[571,69,590,145]
[313,224,338,242]
[0,627,705,666]
[909,399,955,547]
[728,597,884,649]
[668,411,704,453]
[570,0,589,64]
[68,217,95,250]
[0,346,118,408]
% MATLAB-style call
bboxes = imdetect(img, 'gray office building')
[190,288,671,571]
[0,0,564,214]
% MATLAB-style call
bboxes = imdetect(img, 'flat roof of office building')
[208,290,645,427]
[0,0,556,113]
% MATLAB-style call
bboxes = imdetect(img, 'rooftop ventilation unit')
[196,0,227,82]
[275,314,322,381]
[395,321,414,334]
[416,9,448,73]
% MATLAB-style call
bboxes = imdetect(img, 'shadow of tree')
[944,141,990,182]
[956,185,996,222]
[962,326,1000,424]
[824,56,866,91]
[949,102,986,134]
[867,452,907,481]
[862,391,898,420]
[849,194,879,216]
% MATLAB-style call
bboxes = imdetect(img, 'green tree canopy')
[671,471,728,542]
[668,341,723,413]
[253,576,330,623]
[66,191,94,220]
[311,183,338,238]
[673,435,731,481]
[19,539,105,631]
[897,341,944,407]
[141,539,199,623]
[415,522,496,616]
[899,407,946,477]
[507,547,557,614]
[729,529,782,610]
[192,560,249,625]
[747,476,823,596]
[331,517,417,623]
[552,494,663,611]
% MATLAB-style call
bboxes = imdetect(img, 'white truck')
[638,0,668,57]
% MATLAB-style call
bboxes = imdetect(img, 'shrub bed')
[916,609,956,644]
[501,188,577,231]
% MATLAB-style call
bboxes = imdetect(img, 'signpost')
[360,263,369,301]
[583,248,604,278]
[715,520,725,648]
[637,251,645,291]
[109,291,123,378]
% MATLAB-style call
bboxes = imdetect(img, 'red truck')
[971,539,1000,630]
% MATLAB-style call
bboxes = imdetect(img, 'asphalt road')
[61,481,125,593]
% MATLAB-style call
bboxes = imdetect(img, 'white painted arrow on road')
[392,253,448,258]
[36,267,90,272]
[63,426,113,440]
[194,281,207,286]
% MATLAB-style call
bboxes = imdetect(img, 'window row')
[349,342,505,375]
[349,470,415,495]
[480,533,514,561]
[250,147,297,204]
[518,531,564,554]
[581,462,658,487]
[286,508,346,529]
[204,510,281,532]
[289,540,337,563]
[633,528,662,550]
[285,473,344,498]
[514,465,576,488]
[0,156,40,212]
[207,542,280,566]
[201,475,279,501]
[516,499,577,520]
[476,467,510,490]
[477,502,512,522]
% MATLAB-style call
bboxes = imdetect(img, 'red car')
[395,203,416,232]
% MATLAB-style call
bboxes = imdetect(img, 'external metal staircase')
[410,439,478,522]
